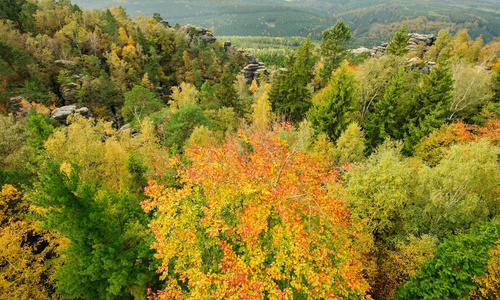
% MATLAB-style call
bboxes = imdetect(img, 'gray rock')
[51,105,90,123]
[117,123,137,135]
[180,24,217,45]
[51,105,76,123]
[75,107,90,117]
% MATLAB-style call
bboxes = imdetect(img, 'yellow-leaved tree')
[143,125,370,299]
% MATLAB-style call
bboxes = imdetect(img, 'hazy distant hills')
[71,0,500,45]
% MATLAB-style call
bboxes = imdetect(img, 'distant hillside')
[70,0,500,45]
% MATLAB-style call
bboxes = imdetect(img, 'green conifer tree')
[269,39,315,122]
[320,20,352,83]
[387,26,410,56]
[308,63,357,140]
[404,65,453,154]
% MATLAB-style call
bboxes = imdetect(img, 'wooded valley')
[1,0,500,299]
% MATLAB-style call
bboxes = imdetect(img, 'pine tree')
[215,69,241,114]
[365,69,407,150]
[320,20,351,83]
[387,26,410,56]
[404,65,453,154]
[269,39,315,122]
[308,63,357,140]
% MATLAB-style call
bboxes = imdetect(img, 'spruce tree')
[308,63,357,141]
[365,69,407,150]
[404,65,454,154]
[387,26,410,56]
[215,68,241,114]
[320,20,352,83]
[269,39,315,122]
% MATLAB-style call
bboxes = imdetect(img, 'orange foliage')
[143,125,370,299]
[416,116,500,166]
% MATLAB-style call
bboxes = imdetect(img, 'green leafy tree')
[320,20,351,83]
[269,39,315,123]
[25,110,54,151]
[161,104,213,149]
[308,63,357,140]
[122,85,163,126]
[387,26,410,56]
[407,139,500,238]
[346,140,412,239]
[396,220,500,299]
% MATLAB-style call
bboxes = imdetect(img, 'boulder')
[51,105,90,124]
[51,105,76,123]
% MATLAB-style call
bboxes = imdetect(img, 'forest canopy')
[0,1,500,299]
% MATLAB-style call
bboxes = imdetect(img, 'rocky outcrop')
[181,24,217,45]
[240,53,269,84]
[352,33,437,57]
[407,33,437,52]
[51,105,90,124]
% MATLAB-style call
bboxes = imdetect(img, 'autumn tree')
[169,82,198,112]
[0,184,61,299]
[251,82,272,130]
[450,61,493,119]
[33,115,164,299]
[470,240,500,299]
[143,125,369,299]
[331,122,366,166]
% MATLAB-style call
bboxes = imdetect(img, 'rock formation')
[240,53,269,84]
[352,33,437,57]
[180,24,217,45]
[51,105,90,124]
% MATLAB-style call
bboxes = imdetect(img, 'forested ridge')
[1,1,500,299]
[71,0,500,45]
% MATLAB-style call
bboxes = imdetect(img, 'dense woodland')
[1,0,500,299]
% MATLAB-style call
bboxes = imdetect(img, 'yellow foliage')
[0,185,62,299]
[44,115,165,193]
[249,79,259,94]
[251,84,272,130]
[141,72,154,89]
[309,133,335,167]
[169,82,198,112]
[185,125,219,149]
[122,44,138,62]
